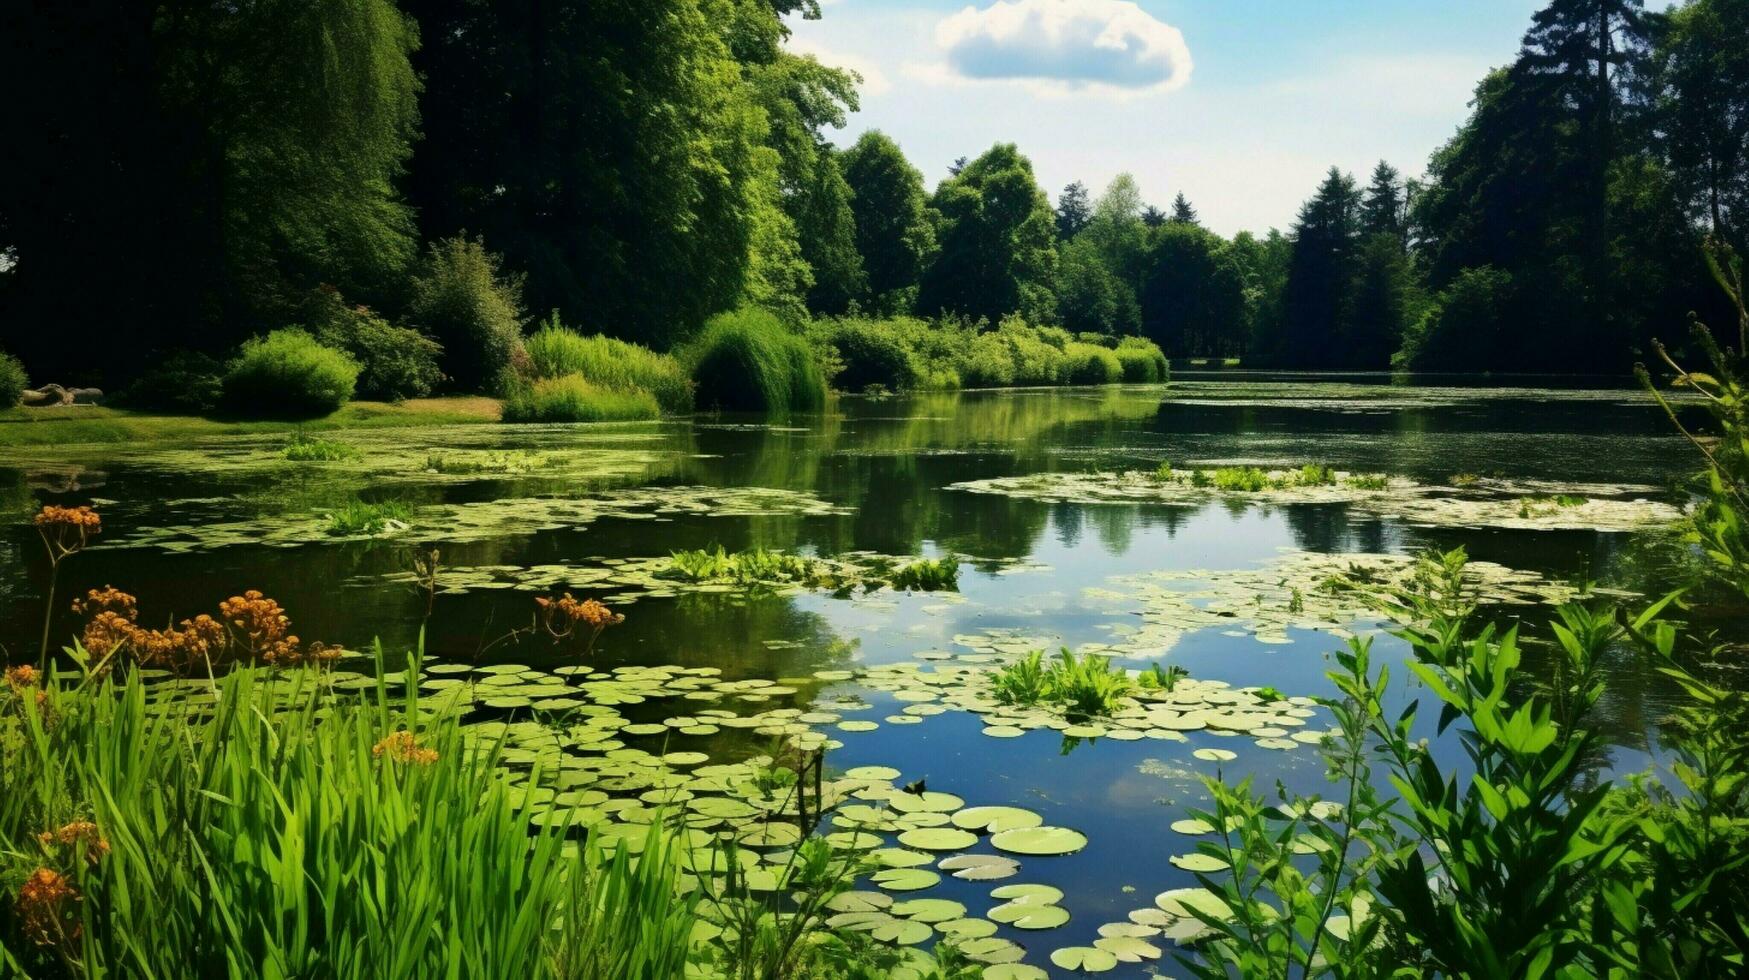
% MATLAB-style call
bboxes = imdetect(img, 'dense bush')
[304,288,444,401]
[500,376,660,423]
[524,316,692,412]
[688,308,826,413]
[1115,336,1170,382]
[118,351,226,414]
[220,330,359,419]
[821,320,918,392]
[409,236,526,393]
[1063,341,1124,384]
[0,349,29,407]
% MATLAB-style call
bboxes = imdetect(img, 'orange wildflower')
[4,665,39,691]
[535,594,624,654]
[72,585,136,620]
[372,730,438,766]
[37,821,110,866]
[15,868,80,947]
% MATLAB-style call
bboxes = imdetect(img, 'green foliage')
[1345,473,1390,490]
[1394,265,1513,371]
[1212,467,1272,492]
[282,436,357,462]
[304,288,444,401]
[820,319,920,392]
[919,144,1059,325]
[1062,342,1124,385]
[524,316,693,412]
[1136,662,1189,692]
[221,329,360,420]
[326,499,413,535]
[991,650,1051,707]
[688,308,826,414]
[0,350,29,408]
[840,131,938,316]
[990,649,1132,717]
[1056,236,1140,336]
[1140,222,1248,358]
[2,0,421,381]
[1115,337,1170,383]
[404,0,787,347]
[664,547,823,586]
[116,351,227,416]
[1295,464,1337,486]
[500,376,661,424]
[888,558,960,592]
[0,652,697,978]
[409,236,526,394]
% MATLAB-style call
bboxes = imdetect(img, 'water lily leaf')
[988,902,1070,930]
[886,791,964,814]
[870,848,935,868]
[1169,852,1229,873]
[826,891,893,913]
[871,918,933,945]
[1192,748,1237,762]
[991,826,1088,856]
[845,765,901,780]
[951,806,1042,834]
[871,868,941,892]
[1154,887,1235,921]
[889,898,967,923]
[958,936,1025,965]
[937,917,998,938]
[1093,935,1163,962]
[1050,947,1118,972]
[990,883,1064,905]
[896,827,977,851]
[937,854,1020,881]
[981,966,1049,980]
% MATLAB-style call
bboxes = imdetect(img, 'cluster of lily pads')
[1077,549,1631,654]
[346,548,1035,606]
[948,469,1682,533]
[106,485,852,552]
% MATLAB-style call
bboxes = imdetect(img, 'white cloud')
[928,0,1191,96]
[787,35,893,96]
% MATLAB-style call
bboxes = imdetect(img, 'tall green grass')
[687,309,826,413]
[525,317,693,412]
[501,376,661,423]
[0,654,696,978]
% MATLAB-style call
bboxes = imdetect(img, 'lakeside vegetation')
[5,0,1749,976]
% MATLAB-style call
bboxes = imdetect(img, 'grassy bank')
[0,398,502,448]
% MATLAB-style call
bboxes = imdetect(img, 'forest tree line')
[2,0,1746,387]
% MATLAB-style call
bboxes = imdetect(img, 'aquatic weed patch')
[950,468,1683,532]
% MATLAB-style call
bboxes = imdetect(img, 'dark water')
[0,376,1710,973]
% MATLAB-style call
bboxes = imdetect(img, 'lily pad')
[1050,947,1118,973]
[952,806,1043,834]
[991,826,1088,856]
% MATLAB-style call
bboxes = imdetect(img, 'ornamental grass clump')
[500,375,661,423]
[687,308,825,413]
[525,315,692,412]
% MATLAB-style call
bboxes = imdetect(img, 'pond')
[0,374,1711,975]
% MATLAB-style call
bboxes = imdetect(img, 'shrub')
[118,351,225,415]
[409,236,526,394]
[500,376,660,423]
[687,308,826,413]
[221,329,359,420]
[825,320,918,392]
[0,349,26,408]
[1115,337,1169,382]
[305,288,444,401]
[1063,342,1124,384]
[524,316,692,412]
[959,331,1018,388]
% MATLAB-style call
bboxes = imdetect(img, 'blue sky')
[787,1,1559,235]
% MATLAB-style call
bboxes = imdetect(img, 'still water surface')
[0,375,1708,973]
